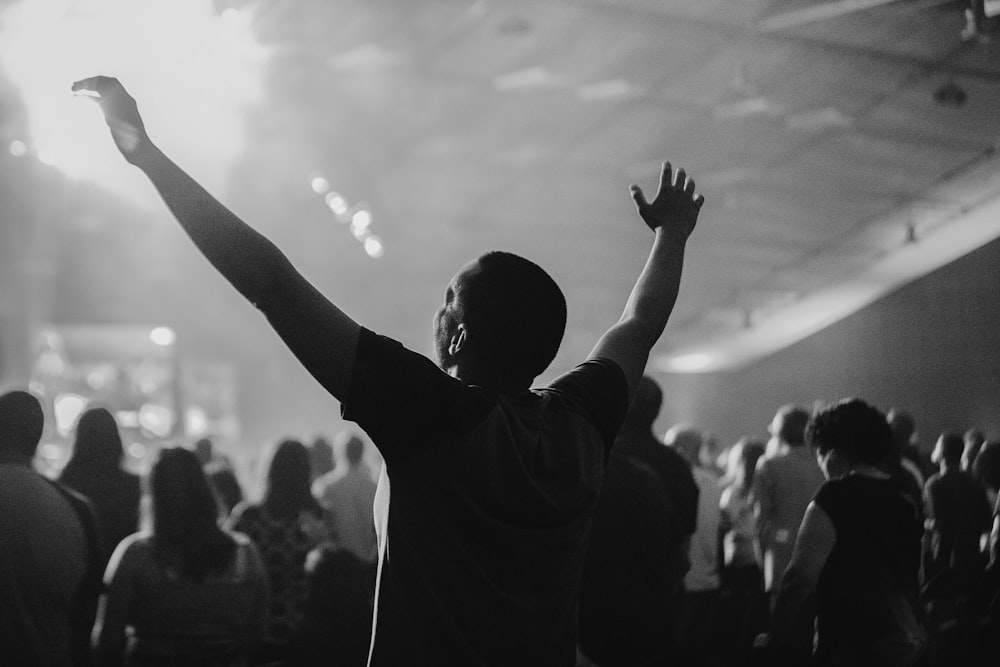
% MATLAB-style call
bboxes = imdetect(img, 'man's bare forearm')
[617,229,687,346]
[135,144,291,308]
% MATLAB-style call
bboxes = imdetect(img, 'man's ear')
[448,324,468,356]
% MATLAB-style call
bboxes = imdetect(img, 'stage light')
[665,353,715,373]
[364,235,384,258]
[149,326,176,346]
[54,393,87,436]
[310,175,330,194]
[325,192,348,216]
[139,403,174,438]
[0,0,268,205]
[40,443,63,460]
[8,140,27,157]
[128,442,147,459]
[351,208,372,230]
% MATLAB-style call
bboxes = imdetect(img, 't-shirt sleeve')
[545,357,629,451]
[341,328,495,462]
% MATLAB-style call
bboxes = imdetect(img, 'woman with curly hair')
[757,399,926,667]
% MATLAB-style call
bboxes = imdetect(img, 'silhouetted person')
[0,390,102,667]
[922,432,993,666]
[60,407,141,567]
[309,434,335,482]
[925,432,992,583]
[313,432,377,564]
[669,424,723,667]
[287,545,374,667]
[719,438,767,666]
[578,379,688,666]
[193,437,215,467]
[615,377,699,549]
[963,428,986,472]
[206,460,245,516]
[888,407,934,483]
[76,75,703,666]
[229,439,329,662]
[753,405,824,597]
[759,399,925,667]
[95,447,267,666]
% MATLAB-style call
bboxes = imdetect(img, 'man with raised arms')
[74,75,705,666]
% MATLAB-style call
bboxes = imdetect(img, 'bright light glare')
[128,442,147,459]
[351,208,373,229]
[9,140,28,157]
[310,176,330,194]
[0,0,268,204]
[139,403,174,438]
[149,326,176,346]
[54,393,87,436]
[325,192,348,216]
[40,443,63,460]
[364,235,384,258]
[666,353,715,372]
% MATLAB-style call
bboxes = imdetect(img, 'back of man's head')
[459,251,566,387]
[772,405,810,448]
[343,434,365,468]
[0,390,44,459]
[664,424,703,467]
[887,408,916,448]
[936,432,965,467]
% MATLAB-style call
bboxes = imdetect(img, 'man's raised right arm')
[589,161,704,400]
[73,76,359,400]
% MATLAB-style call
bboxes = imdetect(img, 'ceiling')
[4,0,1000,385]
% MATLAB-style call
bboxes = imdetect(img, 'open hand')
[630,161,704,239]
[71,76,150,164]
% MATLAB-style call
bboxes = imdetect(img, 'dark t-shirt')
[342,328,629,666]
[615,433,698,537]
[813,475,923,657]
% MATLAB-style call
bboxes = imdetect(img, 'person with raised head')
[0,390,102,667]
[95,447,267,666]
[760,399,926,667]
[73,74,704,666]
[60,407,142,568]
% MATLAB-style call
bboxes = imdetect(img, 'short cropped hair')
[458,251,567,386]
[0,390,44,458]
[773,405,810,447]
[938,432,965,466]
[806,398,893,466]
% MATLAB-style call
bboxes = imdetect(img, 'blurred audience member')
[313,432,377,565]
[60,407,141,567]
[669,424,722,667]
[924,432,992,583]
[286,545,374,667]
[719,438,767,666]
[760,399,925,667]
[206,460,245,516]
[95,447,266,666]
[888,408,934,483]
[308,435,335,482]
[1,390,102,667]
[964,428,986,472]
[753,405,824,596]
[193,437,216,467]
[229,438,329,662]
[578,383,688,666]
[973,439,1000,508]
[615,377,699,551]
[922,432,993,666]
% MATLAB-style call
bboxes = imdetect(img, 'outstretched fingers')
[630,184,649,210]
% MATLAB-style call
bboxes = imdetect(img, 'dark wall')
[654,233,1000,454]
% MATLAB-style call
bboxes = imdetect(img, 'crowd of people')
[2,72,1000,667]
